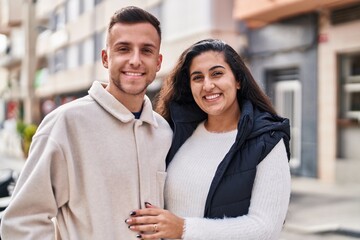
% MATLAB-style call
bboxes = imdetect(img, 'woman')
[125,39,291,239]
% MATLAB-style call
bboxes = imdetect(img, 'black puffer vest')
[166,99,290,218]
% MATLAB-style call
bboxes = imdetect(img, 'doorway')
[274,80,302,169]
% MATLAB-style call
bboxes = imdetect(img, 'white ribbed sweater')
[165,122,291,240]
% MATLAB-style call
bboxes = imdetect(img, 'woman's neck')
[205,110,241,133]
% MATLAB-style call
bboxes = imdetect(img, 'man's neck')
[118,94,144,112]
[105,84,145,112]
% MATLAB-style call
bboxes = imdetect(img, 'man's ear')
[101,49,108,68]
[156,54,163,72]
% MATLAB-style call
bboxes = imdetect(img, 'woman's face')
[189,51,240,119]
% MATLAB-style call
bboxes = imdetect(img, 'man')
[1,6,172,239]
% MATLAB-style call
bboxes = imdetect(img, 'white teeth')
[205,94,220,100]
[125,72,143,76]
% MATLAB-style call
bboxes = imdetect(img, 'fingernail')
[125,218,132,223]
[145,202,152,206]
[130,211,136,216]
[136,234,142,238]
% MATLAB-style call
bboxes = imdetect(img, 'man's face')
[102,22,162,99]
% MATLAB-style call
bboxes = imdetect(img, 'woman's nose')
[203,78,215,91]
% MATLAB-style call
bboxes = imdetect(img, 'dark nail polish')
[136,234,142,238]
[125,219,128,223]
[145,202,152,206]
[130,211,136,216]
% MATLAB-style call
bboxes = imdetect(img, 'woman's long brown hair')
[155,39,276,122]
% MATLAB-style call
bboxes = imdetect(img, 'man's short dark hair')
[108,6,161,40]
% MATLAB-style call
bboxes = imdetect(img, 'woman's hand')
[125,202,184,239]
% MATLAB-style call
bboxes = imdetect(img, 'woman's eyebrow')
[190,65,225,76]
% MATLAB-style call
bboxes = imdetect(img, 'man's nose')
[129,51,141,67]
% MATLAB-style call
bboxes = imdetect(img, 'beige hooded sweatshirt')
[1,81,172,240]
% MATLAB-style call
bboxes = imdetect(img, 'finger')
[136,232,162,240]
[136,207,163,216]
[145,202,159,209]
[125,215,157,225]
[129,211,138,216]
[129,223,159,233]
[127,208,157,218]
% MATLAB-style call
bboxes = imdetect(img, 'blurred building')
[0,0,242,152]
[1,0,359,183]
[233,0,360,183]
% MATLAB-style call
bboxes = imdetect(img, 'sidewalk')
[280,176,360,240]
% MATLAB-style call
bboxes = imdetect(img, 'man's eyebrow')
[142,43,157,49]
[113,41,130,47]
[112,41,157,48]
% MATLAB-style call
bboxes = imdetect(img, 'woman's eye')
[212,71,223,77]
[192,75,202,81]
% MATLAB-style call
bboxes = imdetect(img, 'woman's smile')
[204,93,221,101]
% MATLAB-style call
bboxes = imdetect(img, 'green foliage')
[23,124,37,141]
[16,121,27,137]
[16,121,38,157]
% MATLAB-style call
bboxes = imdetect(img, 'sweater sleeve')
[183,139,291,240]
[1,134,69,239]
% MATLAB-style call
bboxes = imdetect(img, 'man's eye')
[118,47,129,52]
[142,48,153,54]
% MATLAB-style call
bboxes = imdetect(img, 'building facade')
[3,0,359,183]
[233,0,360,183]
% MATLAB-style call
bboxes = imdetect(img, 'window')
[340,53,360,120]
[94,0,102,6]
[82,0,94,14]
[78,41,84,66]
[267,68,301,169]
[53,5,66,31]
[94,31,105,61]
[82,37,94,66]
[331,3,360,25]
[66,0,80,23]
[351,55,360,75]
[67,44,80,69]
[54,48,67,73]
